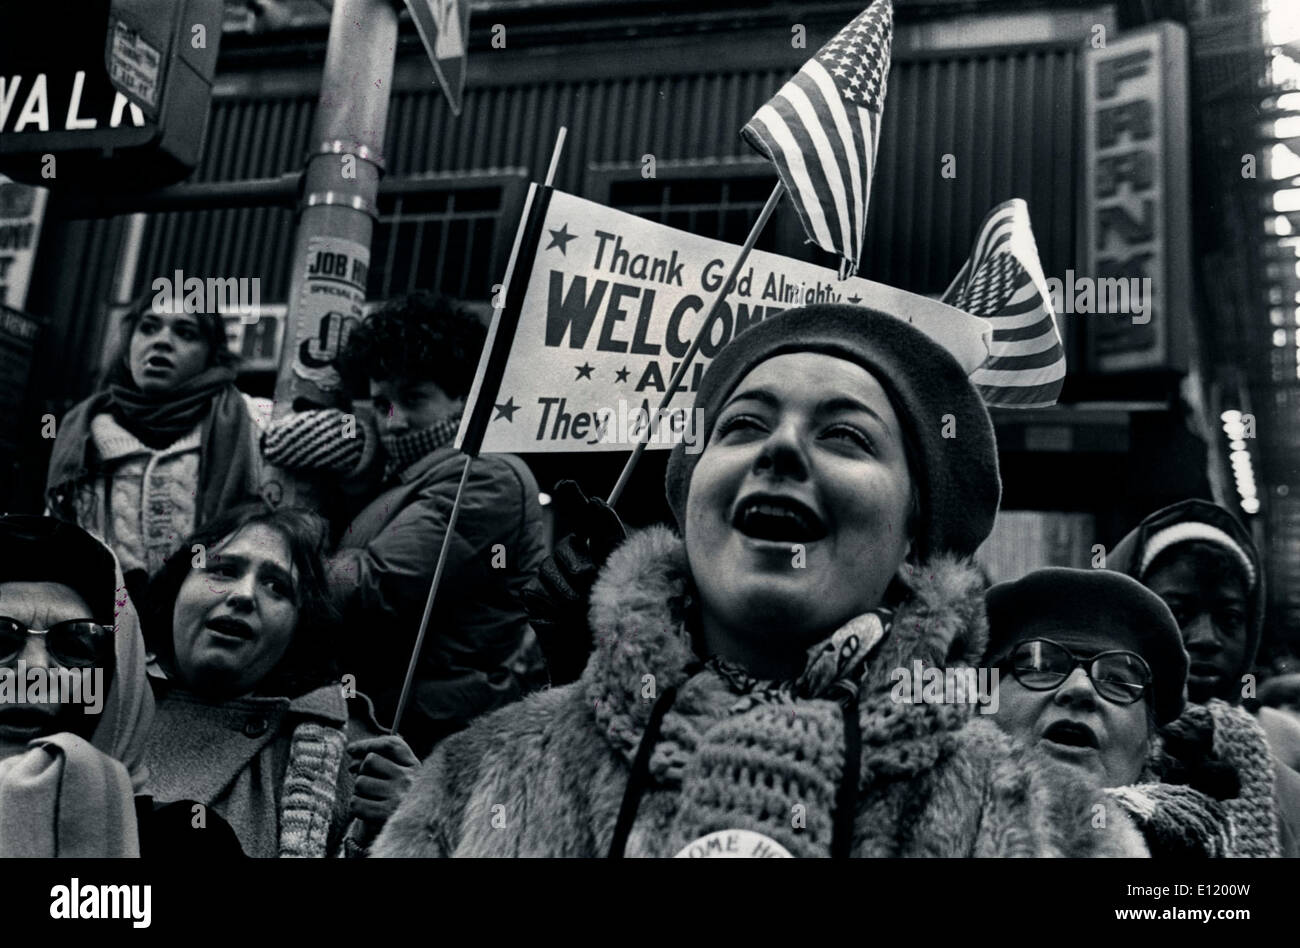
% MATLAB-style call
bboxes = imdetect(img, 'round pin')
[673,829,793,858]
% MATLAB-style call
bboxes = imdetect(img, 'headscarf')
[0,519,155,856]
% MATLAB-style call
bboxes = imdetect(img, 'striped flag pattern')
[943,199,1067,408]
[741,1,893,278]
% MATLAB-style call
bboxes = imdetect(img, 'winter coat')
[142,677,384,857]
[373,526,1148,858]
[1109,500,1300,856]
[328,444,547,748]
[46,393,270,581]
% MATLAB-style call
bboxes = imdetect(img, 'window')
[587,159,838,268]
[368,172,529,304]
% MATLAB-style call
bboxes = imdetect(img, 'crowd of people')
[2,289,1298,857]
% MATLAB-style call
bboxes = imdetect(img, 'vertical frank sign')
[1082,22,1192,374]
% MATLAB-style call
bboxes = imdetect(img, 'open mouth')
[205,616,254,641]
[0,708,58,734]
[1041,719,1100,750]
[732,494,828,543]
[144,354,174,371]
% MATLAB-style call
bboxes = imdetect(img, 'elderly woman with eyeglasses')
[984,567,1283,858]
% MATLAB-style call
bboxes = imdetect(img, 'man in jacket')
[262,293,547,757]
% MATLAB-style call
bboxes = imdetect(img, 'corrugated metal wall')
[44,38,1081,400]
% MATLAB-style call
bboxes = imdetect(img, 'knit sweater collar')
[583,525,989,765]
[90,411,202,461]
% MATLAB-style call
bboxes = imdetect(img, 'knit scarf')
[381,413,461,480]
[657,611,971,858]
[46,366,259,529]
[1202,700,1281,856]
[1107,783,1231,858]
[103,363,236,450]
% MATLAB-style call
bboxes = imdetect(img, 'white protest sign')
[464,189,990,455]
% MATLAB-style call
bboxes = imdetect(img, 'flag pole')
[606,180,785,507]
[391,128,569,733]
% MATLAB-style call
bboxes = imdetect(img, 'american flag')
[741,1,893,278]
[943,199,1066,408]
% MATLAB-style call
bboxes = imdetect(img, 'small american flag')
[943,199,1066,408]
[742,1,893,278]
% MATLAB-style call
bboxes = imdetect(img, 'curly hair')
[141,502,342,699]
[337,291,486,398]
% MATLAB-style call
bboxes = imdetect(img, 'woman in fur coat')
[374,303,1149,858]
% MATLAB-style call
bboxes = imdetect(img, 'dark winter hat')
[0,515,117,624]
[1108,499,1265,671]
[984,567,1189,724]
[664,304,1001,558]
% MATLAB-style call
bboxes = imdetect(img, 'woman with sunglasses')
[0,514,243,856]
[985,567,1276,858]
[138,502,419,857]
[375,303,1146,858]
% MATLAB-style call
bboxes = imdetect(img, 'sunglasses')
[1004,638,1152,705]
[0,616,113,669]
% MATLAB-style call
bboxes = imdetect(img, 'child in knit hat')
[374,302,1147,858]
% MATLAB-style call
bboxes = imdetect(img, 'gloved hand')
[523,480,627,687]
[1154,704,1241,802]
[347,734,420,830]
[261,408,372,476]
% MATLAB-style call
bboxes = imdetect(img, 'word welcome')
[0,660,102,714]
[889,661,999,715]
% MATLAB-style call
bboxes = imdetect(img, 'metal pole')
[391,129,570,733]
[266,0,399,505]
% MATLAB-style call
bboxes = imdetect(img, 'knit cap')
[1138,521,1257,591]
[664,304,1001,559]
[1108,499,1266,672]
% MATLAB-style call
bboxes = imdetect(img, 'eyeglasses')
[1004,638,1152,705]
[0,616,113,669]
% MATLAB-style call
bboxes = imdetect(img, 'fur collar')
[584,525,989,766]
